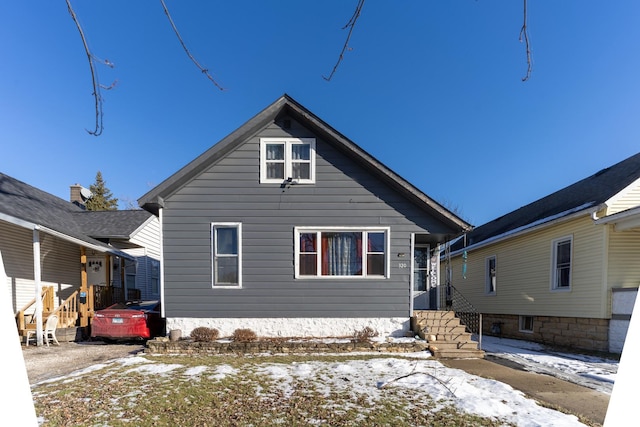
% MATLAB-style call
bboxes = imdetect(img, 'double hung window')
[551,236,572,290]
[296,228,389,278]
[212,223,242,287]
[260,138,316,183]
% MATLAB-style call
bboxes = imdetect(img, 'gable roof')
[454,152,640,251]
[72,210,154,239]
[138,94,471,234]
[0,173,146,257]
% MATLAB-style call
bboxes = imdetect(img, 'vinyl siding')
[606,178,640,214]
[0,220,81,312]
[448,215,608,318]
[607,227,640,292]
[130,218,161,258]
[162,118,455,319]
[126,218,161,299]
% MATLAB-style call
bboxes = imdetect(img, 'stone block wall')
[481,314,610,353]
[146,339,429,355]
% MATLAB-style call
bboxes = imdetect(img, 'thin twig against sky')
[519,0,533,81]
[159,0,225,91]
[323,0,366,82]
[65,0,104,136]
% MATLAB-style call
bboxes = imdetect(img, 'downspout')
[33,227,43,346]
[409,233,415,316]
[159,207,165,318]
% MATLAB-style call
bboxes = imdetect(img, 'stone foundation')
[482,314,610,353]
[165,317,410,339]
[146,338,429,355]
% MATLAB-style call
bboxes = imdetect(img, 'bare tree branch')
[99,80,118,91]
[379,364,457,397]
[66,0,104,136]
[323,0,366,82]
[519,0,533,82]
[159,0,225,91]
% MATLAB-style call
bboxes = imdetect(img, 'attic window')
[260,138,316,184]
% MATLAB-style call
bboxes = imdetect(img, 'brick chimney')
[70,183,85,209]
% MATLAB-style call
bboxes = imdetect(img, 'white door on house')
[86,256,107,287]
[413,245,430,310]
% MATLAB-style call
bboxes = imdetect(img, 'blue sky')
[1,1,638,226]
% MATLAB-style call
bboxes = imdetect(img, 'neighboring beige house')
[0,173,160,343]
[446,153,640,353]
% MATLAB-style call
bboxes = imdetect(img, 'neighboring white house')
[71,208,161,301]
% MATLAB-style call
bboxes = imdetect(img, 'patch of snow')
[184,366,208,376]
[482,336,618,394]
[126,363,183,375]
[33,335,618,426]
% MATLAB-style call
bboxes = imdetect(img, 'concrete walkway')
[441,356,610,427]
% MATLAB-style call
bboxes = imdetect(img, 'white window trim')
[294,226,391,279]
[550,235,572,292]
[260,138,316,184]
[211,222,242,288]
[485,255,497,295]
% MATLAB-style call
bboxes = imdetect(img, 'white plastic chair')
[26,314,60,347]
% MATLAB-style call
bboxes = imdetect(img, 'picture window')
[295,227,389,278]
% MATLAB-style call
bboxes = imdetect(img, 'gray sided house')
[139,94,471,338]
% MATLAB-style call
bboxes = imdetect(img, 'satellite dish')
[80,187,93,201]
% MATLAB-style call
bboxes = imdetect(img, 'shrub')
[353,326,379,343]
[232,328,258,342]
[190,327,220,342]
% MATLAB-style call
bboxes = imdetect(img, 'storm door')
[413,245,431,310]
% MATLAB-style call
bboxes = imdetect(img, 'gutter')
[447,202,603,257]
[594,205,640,225]
[0,212,133,260]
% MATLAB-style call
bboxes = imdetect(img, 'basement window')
[519,315,534,333]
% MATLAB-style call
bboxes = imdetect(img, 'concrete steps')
[411,310,484,359]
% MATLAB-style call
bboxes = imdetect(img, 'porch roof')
[0,173,132,258]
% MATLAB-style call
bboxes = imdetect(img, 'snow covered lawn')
[32,350,591,426]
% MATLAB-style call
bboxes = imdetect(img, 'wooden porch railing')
[16,284,141,338]
[15,286,55,333]
[93,285,141,310]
